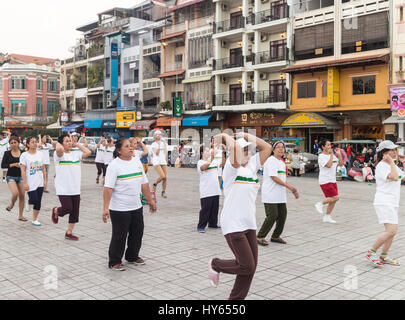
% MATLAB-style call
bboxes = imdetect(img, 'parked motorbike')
[347,163,374,183]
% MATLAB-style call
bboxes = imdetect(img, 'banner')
[390,87,405,111]
[116,111,135,128]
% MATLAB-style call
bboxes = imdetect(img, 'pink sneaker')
[208,259,219,287]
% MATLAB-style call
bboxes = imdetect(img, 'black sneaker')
[127,257,145,266]
[110,264,127,271]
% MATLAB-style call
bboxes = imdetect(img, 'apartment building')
[212,0,292,138]
[0,54,60,133]
[283,0,391,151]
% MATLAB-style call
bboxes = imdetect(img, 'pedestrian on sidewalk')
[0,131,11,183]
[208,132,272,300]
[95,136,106,184]
[197,145,225,233]
[257,141,299,246]
[291,149,302,177]
[366,140,403,267]
[19,136,47,227]
[1,135,27,221]
[315,139,343,223]
[151,131,168,198]
[103,138,157,271]
[51,134,91,241]
[37,134,54,193]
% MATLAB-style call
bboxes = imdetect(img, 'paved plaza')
[0,163,404,300]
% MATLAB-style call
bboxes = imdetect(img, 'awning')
[282,54,389,74]
[156,117,182,127]
[129,120,156,131]
[62,123,84,133]
[46,122,62,130]
[182,75,212,84]
[159,31,186,42]
[167,0,206,12]
[281,113,339,129]
[158,70,185,78]
[84,120,103,129]
[183,115,212,127]
[383,116,405,124]
[102,120,116,128]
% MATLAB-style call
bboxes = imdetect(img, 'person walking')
[315,139,343,223]
[346,144,353,169]
[208,132,272,300]
[103,138,116,185]
[103,138,157,271]
[313,139,319,155]
[129,137,149,172]
[257,141,299,246]
[38,134,55,193]
[1,136,27,221]
[151,131,168,198]
[51,134,91,240]
[291,149,302,177]
[19,136,47,227]
[0,131,11,183]
[197,145,225,233]
[366,141,404,267]
[95,137,106,184]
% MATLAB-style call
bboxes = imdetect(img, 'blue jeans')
[6,176,23,184]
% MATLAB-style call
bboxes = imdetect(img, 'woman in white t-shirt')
[208,132,272,300]
[103,138,157,271]
[257,141,299,246]
[366,140,404,267]
[20,136,47,227]
[51,134,91,241]
[151,131,168,198]
[95,137,106,184]
[103,138,116,185]
[0,131,11,183]
[314,139,343,224]
[38,134,55,193]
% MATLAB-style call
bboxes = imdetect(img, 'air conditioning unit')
[221,3,229,11]
[260,73,268,80]
[221,40,227,48]
[206,58,214,67]
[261,0,269,3]
[261,34,268,42]
[221,76,228,83]
[107,100,113,107]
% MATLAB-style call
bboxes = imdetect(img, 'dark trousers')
[292,168,301,177]
[257,203,287,239]
[212,230,258,300]
[198,195,219,229]
[108,208,144,268]
[96,162,106,177]
[58,195,81,224]
[28,187,44,211]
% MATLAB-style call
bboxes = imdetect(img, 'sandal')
[6,207,12,212]
[271,237,287,244]
[18,217,28,222]
[257,238,269,246]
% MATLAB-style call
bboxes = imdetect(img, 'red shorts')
[320,183,338,198]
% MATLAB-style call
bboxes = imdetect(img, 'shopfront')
[281,112,340,152]
[129,120,156,137]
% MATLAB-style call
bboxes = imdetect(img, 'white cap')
[71,132,79,136]
[237,138,252,149]
[376,140,399,152]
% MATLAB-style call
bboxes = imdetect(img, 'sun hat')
[376,140,399,152]
[236,138,252,149]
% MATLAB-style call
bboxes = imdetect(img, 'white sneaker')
[32,220,42,227]
[315,202,324,216]
[323,214,336,224]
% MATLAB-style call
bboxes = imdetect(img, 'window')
[47,100,58,116]
[352,76,376,95]
[10,100,26,115]
[134,69,139,83]
[106,58,110,78]
[0,100,3,115]
[298,81,316,98]
[48,79,58,92]
[272,0,288,19]
[10,76,18,90]
[37,77,42,91]
[36,100,43,116]
[322,80,328,97]
[269,80,286,102]
[20,77,26,90]
[188,36,213,69]
[270,40,287,60]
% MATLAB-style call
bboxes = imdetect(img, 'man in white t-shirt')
[197,145,224,233]
[0,131,11,182]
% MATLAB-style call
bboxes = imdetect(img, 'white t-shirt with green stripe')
[318,153,338,185]
[38,143,53,165]
[95,145,105,163]
[221,153,261,236]
[104,157,148,211]
[54,151,83,195]
[0,137,9,159]
[262,156,287,204]
[197,159,221,199]
[104,146,115,165]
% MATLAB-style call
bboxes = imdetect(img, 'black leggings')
[96,162,106,177]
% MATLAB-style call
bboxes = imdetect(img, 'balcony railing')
[124,78,139,85]
[247,6,289,25]
[143,71,160,80]
[189,58,211,69]
[214,94,245,106]
[142,104,161,114]
[165,62,185,72]
[213,18,245,34]
[252,90,287,104]
[253,50,287,65]
[214,56,244,71]
[295,46,334,60]
[164,22,186,36]
[184,102,210,111]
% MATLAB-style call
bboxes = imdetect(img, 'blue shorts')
[6,176,23,184]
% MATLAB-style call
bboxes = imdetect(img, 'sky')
[0,0,143,60]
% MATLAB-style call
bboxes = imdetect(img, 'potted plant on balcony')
[160,101,172,111]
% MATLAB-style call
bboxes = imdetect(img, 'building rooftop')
[5,54,59,67]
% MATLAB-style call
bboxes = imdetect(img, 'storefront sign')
[173,97,183,118]
[282,113,325,127]
[390,87,405,112]
[116,111,135,128]
[327,67,340,106]
[102,120,116,128]
[111,42,119,104]
[228,112,285,127]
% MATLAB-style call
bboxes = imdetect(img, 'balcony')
[143,71,160,80]
[213,18,245,35]
[247,7,289,26]
[214,56,244,71]
[184,102,210,111]
[253,50,287,65]
[165,62,185,73]
[124,78,139,85]
[164,22,186,36]
[142,104,161,114]
[189,58,212,69]
[214,93,245,106]
[252,91,287,104]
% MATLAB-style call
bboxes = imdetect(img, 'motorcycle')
[347,163,374,183]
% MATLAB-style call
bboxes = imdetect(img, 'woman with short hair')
[151,131,168,198]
